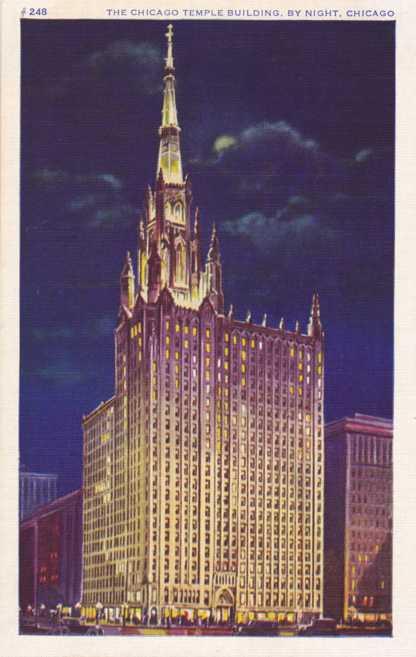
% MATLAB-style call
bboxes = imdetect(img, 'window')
[174,202,183,222]
[175,244,186,284]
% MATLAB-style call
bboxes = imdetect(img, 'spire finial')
[245,310,251,323]
[262,313,267,327]
[165,23,174,70]
[308,291,322,338]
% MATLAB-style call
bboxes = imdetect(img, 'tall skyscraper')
[82,25,325,626]
[324,414,392,624]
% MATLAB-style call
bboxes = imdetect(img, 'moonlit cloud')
[213,134,237,155]
[239,121,319,152]
[355,148,374,163]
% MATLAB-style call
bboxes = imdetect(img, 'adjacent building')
[324,414,392,623]
[19,489,82,613]
[82,25,325,625]
[19,466,58,521]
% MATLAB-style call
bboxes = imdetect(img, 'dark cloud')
[48,40,163,100]
[86,40,162,94]
[27,168,137,232]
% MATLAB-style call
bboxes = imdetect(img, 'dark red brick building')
[19,489,82,612]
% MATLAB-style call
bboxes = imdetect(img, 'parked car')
[298,617,338,636]
[235,620,279,636]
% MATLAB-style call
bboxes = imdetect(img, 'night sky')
[20,20,394,494]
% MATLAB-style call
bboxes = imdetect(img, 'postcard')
[1,0,415,656]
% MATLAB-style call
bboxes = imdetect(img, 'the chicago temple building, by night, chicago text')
[81,25,325,626]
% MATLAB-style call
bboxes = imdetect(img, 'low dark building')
[324,414,392,623]
[19,489,82,613]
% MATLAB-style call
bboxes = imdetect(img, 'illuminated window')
[250,339,255,349]
[206,343,211,353]
[233,335,238,345]
[290,347,295,357]
[192,326,197,336]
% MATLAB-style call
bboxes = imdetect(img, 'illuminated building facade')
[324,414,392,623]
[82,25,325,625]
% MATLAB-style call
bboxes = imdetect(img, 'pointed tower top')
[207,223,220,261]
[157,24,183,183]
[165,24,174,71]
[308,292,323,338]
[121,250,133,276]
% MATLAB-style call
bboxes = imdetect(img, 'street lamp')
[95,601,103,625]
[122,603,128,626]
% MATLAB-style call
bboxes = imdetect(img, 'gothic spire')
[207,223,220,262]
[307,292,323,338]
[120,251,135,310]
[157,23,183,184]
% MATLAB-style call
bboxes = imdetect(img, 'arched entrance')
[213,588,234,624]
